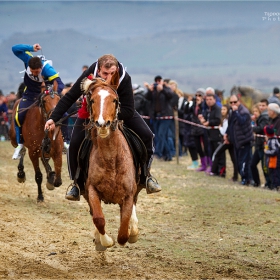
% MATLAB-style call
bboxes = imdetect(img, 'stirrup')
[65,182,81,201]
[146,175,161,194]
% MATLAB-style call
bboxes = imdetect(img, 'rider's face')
[30,68,42,77]
[97,65,117,82]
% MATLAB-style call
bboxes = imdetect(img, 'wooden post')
[174,109,179,164]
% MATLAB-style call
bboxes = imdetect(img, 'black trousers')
[67,110,154,188]
[211,143,238,179]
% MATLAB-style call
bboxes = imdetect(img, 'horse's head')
[82,77,120,138]
[40,89,60,119]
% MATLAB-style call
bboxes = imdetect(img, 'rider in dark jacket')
[45,54,161,201]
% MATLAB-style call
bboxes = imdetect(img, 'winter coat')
[205,103,222,142]
[226,104,254,149]
[252,110,269,149]
[145,85,174,119]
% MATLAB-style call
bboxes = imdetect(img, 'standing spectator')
[168,80,187,156]
[198,93,222,174]
[210,105,238,180]
[133,83,151,128]
[263,125,280,190]
[144,75,174,161]
[6,91,17,131]
[183,95,199,169]
[185,88,209,171]
[0,93,9,140]
[268,103,280,139]
[224,94,254,185]
[206,87,222,107]
[268,87,280,107]
[250,101,270,187]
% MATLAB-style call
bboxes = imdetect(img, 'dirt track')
[1,141,280,279]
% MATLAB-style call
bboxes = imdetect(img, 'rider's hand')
[45,119,55,131]
[33,44,41,52]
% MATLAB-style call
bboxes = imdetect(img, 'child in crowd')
[264,125,280,190]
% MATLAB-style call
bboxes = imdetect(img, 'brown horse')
[81,76,141,251]
[9,89,64,202]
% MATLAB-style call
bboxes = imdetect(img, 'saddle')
[77,124,148,186]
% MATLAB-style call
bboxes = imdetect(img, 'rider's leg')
[12,101,26,160]
[65,117,89,201]
[125,111,161,194]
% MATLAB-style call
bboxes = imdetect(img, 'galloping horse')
[9,88,63,202]
[81,76,141,251]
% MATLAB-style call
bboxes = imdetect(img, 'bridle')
[39,89,60,121]
[85,79,120,131]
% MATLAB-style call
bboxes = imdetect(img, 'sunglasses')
[230,101,238,104]
[195,94,202,97]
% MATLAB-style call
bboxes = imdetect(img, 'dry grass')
[0,141,280,279]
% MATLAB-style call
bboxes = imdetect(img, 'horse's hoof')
[128,234,138,244]
[94,240,107,252]
[54,180,62,188]
[17,176,26,183]
[46,182,55,190]
[37,198,44,203]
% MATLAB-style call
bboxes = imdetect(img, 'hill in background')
[2,24,279,96]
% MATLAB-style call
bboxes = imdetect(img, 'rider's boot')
[12,143,24,160]
[146,175,162,194]
[65,183,81,201]
[139,167,162,194]
[12,125,24,160]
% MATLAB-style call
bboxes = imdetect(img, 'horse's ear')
[110,71,119,90]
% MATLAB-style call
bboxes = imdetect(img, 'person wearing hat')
[268,87,280,107]
[264,124,280,190]
[267,103,280,142]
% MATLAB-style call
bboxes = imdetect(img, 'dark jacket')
[253,110,269,149]
[145,85,173,119]
[184,99,204,136]
[226,104,254,149]
[49,61,134,123]
[134,88,150,117]
[205,103,221,142]
[270,115,280,143]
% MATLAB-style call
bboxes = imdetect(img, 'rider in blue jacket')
[11,43,64,159]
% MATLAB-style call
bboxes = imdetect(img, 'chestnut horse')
[81,76,141,251]
[9,89,63,202]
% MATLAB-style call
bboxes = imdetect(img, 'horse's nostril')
[106,121,111,127]
[95,121,100,127]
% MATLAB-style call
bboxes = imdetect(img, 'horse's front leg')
[118,196,134,246]
[51,149,62,188]
[29,151,44,202]
[88,185,115,251]
[128,204,139,243]
[17,149,26,183]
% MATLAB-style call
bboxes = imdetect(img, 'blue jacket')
[12,44,64,98]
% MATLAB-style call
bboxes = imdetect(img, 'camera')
[153,83,157,90]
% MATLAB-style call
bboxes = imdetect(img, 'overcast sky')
[1,1,280,42]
